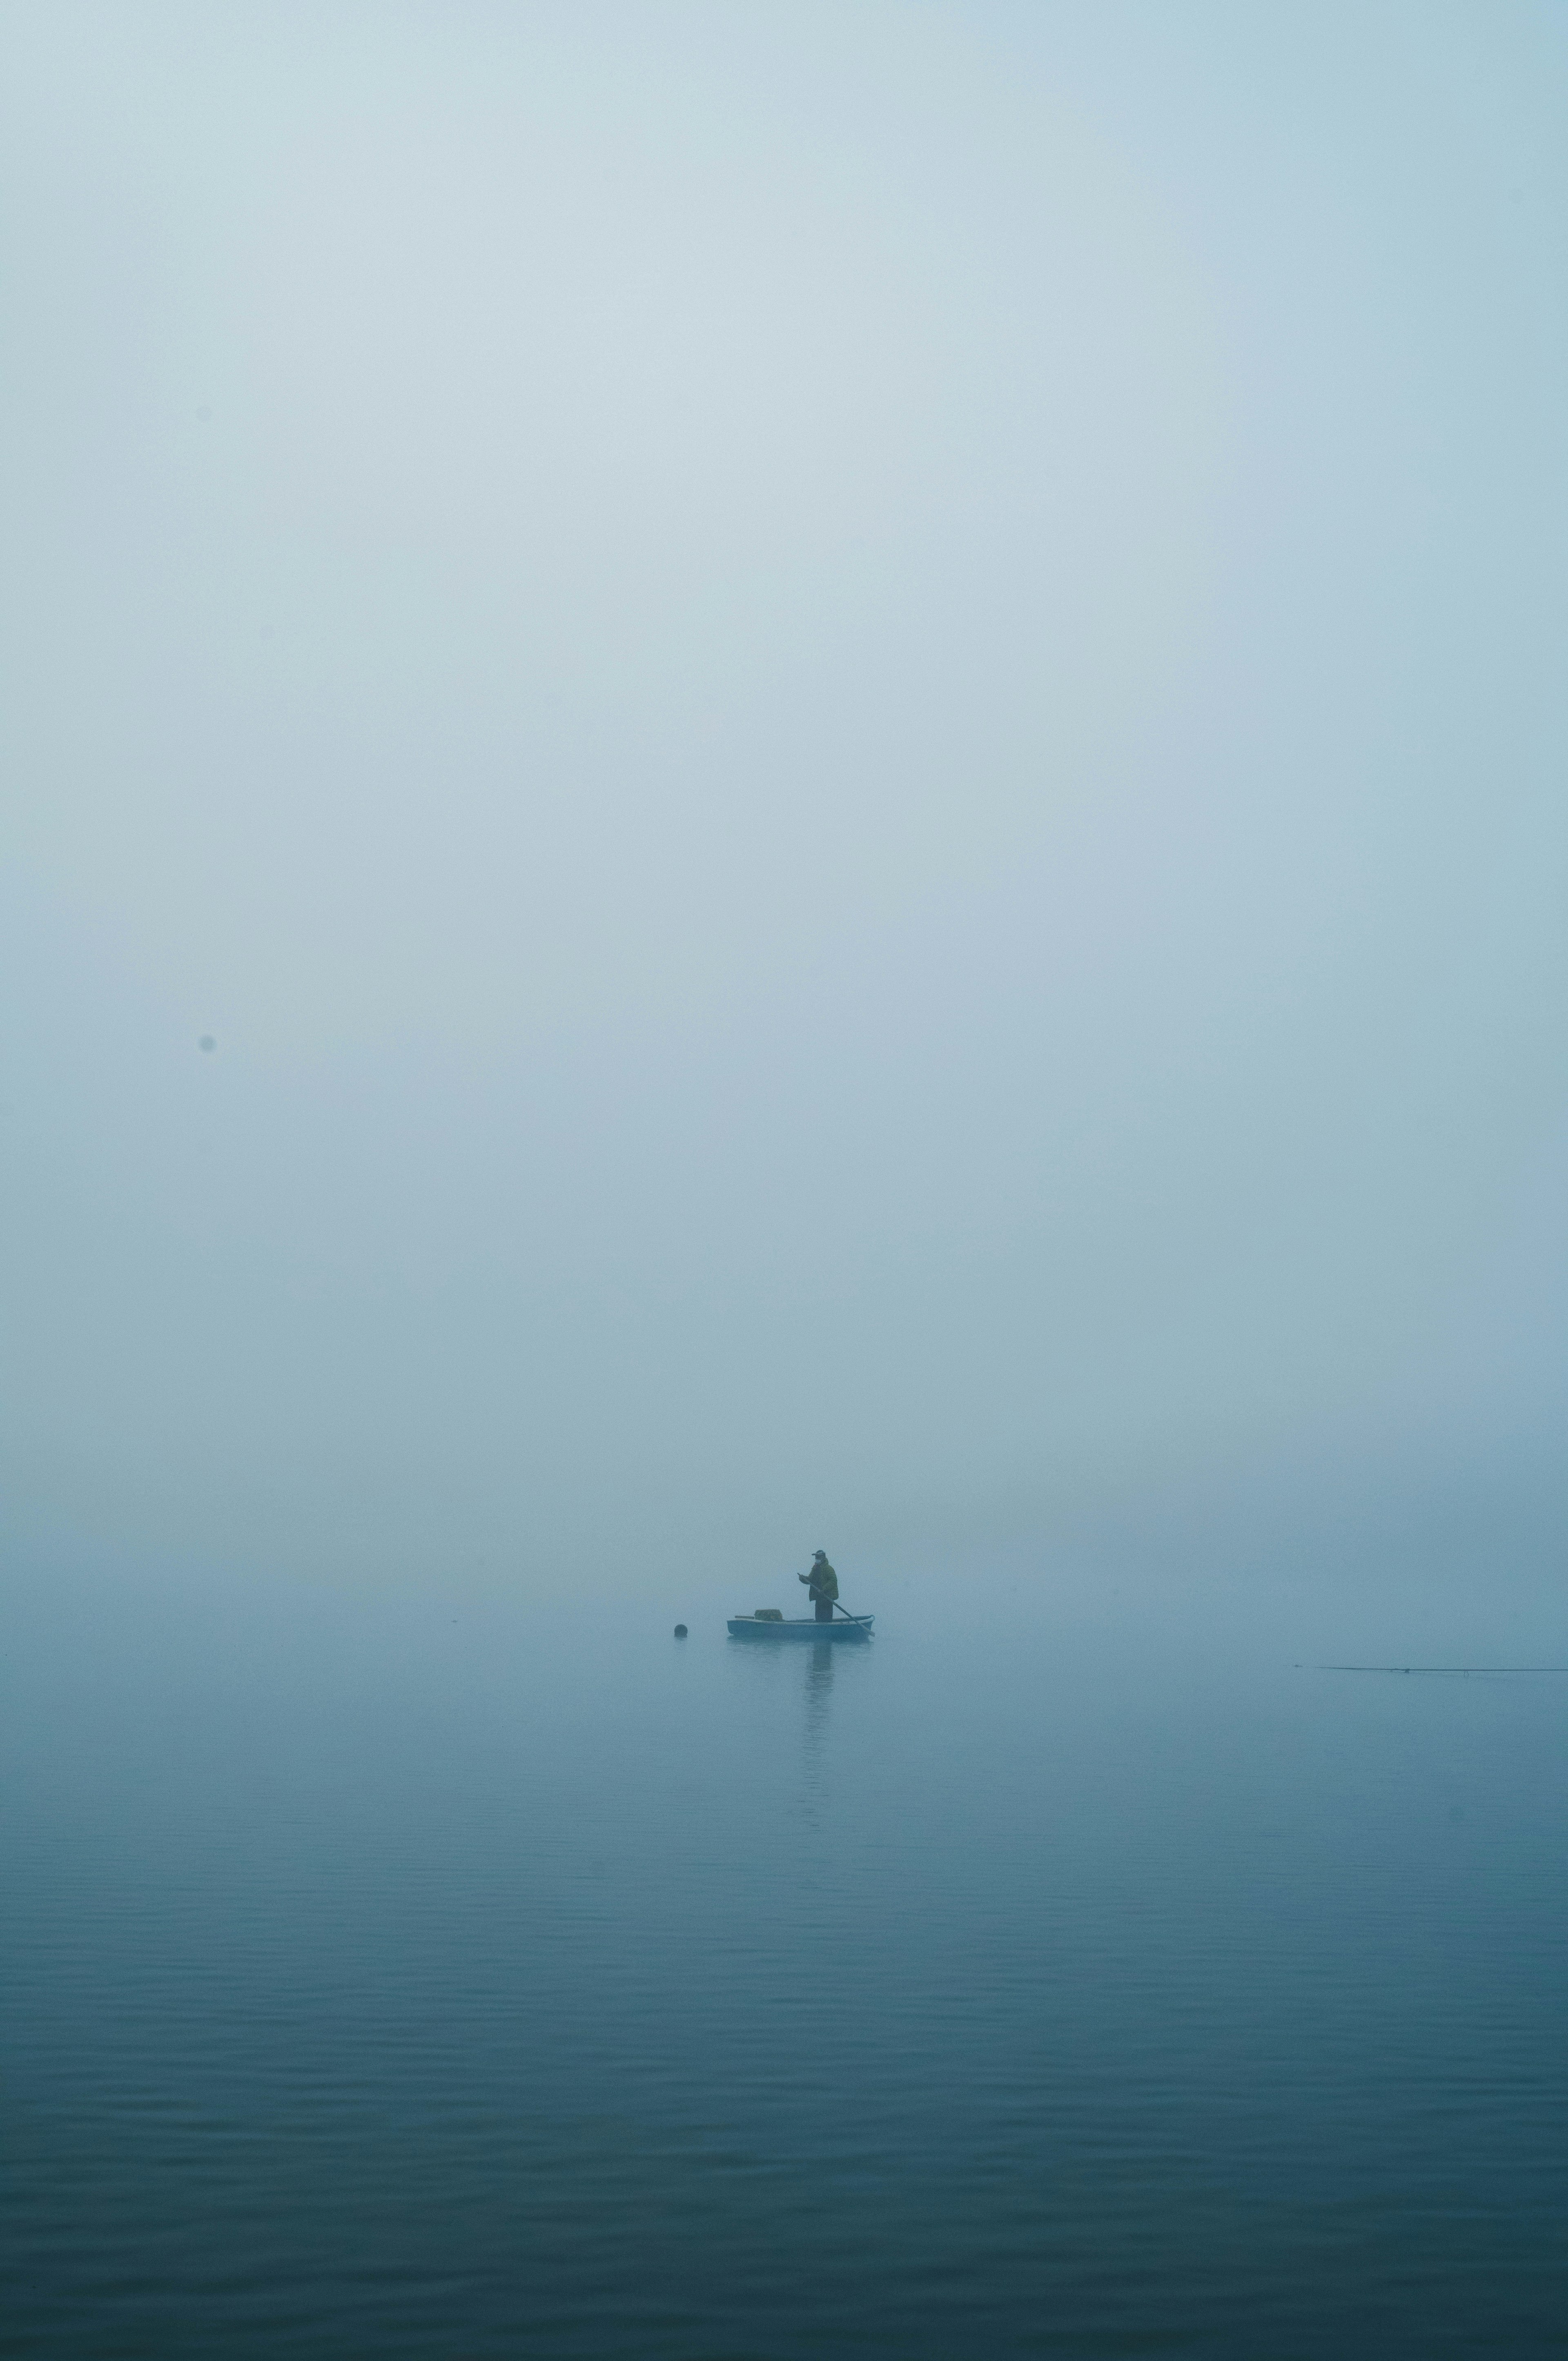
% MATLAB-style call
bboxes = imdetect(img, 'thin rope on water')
[1311,1664,1568,1675]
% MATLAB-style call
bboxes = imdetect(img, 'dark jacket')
[800,1557,839,1603]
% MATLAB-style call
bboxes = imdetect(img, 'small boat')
[727,1613,874,1642]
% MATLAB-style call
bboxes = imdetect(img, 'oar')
[797,1572,873,1634]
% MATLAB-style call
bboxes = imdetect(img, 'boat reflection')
[797,1639,830,1827]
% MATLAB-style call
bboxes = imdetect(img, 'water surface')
[5,1569,1565,2356]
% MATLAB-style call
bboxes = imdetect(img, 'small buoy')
[198,1036,216,1053]
[673,1623,688,1638]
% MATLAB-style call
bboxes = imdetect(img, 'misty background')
[4,1,1566,1617]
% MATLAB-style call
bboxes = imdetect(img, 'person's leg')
[815,1596,834,1621]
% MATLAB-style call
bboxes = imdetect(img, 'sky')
[3,1,1566,1599]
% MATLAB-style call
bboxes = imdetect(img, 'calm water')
[5,1567,1566,2357]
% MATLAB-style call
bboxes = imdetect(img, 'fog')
[4,2,1566,1605]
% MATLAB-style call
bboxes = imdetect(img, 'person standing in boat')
[799,1550,839,1622]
